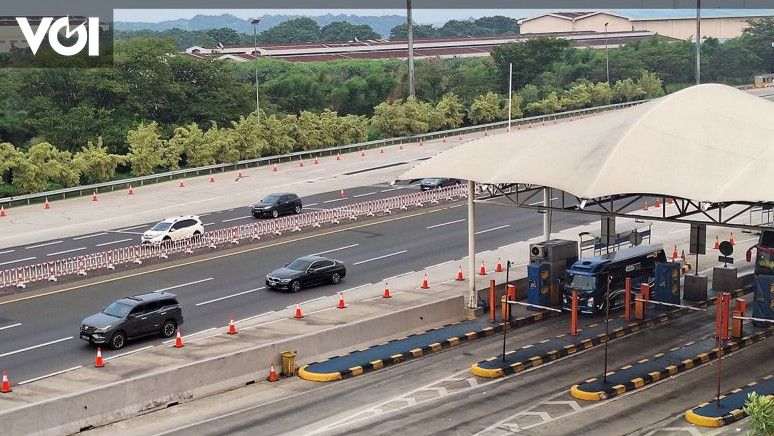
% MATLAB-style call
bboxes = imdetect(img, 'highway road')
[0,182,596,384]
[91,293,772,435]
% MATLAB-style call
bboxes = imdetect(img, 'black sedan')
[252,193,302,218]
[419,178,460,191]
[265,255,347,293]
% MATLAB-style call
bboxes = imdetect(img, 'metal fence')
[0,100,649,208]
[0,184,468,289]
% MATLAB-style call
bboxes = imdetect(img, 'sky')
[114,8,774,25]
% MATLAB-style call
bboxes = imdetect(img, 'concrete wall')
[575,14,632,33]
[632,17,758,40]
[520,16,573,34]
[0,296,464,436]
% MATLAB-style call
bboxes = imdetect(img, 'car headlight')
[278,278,291,283]
[94,325,112,333]
[587,297,594,306]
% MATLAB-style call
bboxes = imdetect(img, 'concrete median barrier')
[0,296,463,436]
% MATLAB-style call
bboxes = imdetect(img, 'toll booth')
[753,275,774,327]
[652,261,681,305]
[754,73,774,88]
[528,239,578,307]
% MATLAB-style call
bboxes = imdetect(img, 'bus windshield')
[570,274,596,291]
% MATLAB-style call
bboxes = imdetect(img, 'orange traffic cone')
[267,364,279,382]
[479,260,487,275]
[273,164,278,172]
[456,265,464,281]
[681,250,686,262]
[495,258,503,273]
[44,197,50,209]
[0,206,5,217]
[174,328,184,348]
[420,274,430,289]
[228,316,237,335]
[655,198,661,208]
[210,175,215,183]
[729,232,735,245]
[380,147,384,154]
[299,159,304,167]
[484,129,489,136]
[361,150,366,157]
[458,135,463,141]
[95,347,104,368]
[383,282,391,298]
[667,197,674,205]
[443,136,447,143]
[337,292,346,309]
[178,180,185,188]
[237,171,244,178]
[643,201,649,211]
[419,139,424,146]
[336,153,341,160]
[399,143,404,150]
[714,236,720,249]
[128,185,134,195]
[1,371,11,393]
[339,189,346,199]
[314,156,319,165]
[92,191,98,201]
[294,302,303,319]
[672,246,678,261]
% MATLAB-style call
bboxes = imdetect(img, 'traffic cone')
[421,274,430,289]
[0,206,5,217]
[273,164,278,172]
[92,191,98,201]
[178,180,185,188]
[458,135,463,141]
[1,371,11,393]
[294,302,303,319]
[479,260,487,275]
[361,150,366,157]
[399,143,404,150]
[456,265,464,281]
[237,171,243,178]
[210,175,215,183]
[299,159,304,167]
[681,250,686,262]
[419,139,424,146]
[44,197,50,209]
[336,153,341,161]
[383,282,391,298]
[443,136,447,143]
[655,198,661,208]
[528,122,533,128]
[337,292,346,309]
[380,147,385,154]
[484,129,489,136]
[643,201,649,211]
[714,236,720,249]
[667,197,674,205]
[672,245,678,261]
[339,189,346,199]
[267,364,279,382]
[729,232,735,245]
[314,156,319,165]
[227,316,237,335]
[128,185,134,195]
[95,347,104,368]
[495,258,503,273]
[174,328,184,348]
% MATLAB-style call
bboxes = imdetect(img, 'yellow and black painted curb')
[570,328,774,401]
[684,374,774,428]
[298,311,559,382]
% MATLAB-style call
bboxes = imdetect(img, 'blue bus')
[561,245,667,315]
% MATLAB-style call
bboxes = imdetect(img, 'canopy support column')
[543,187,552,241]
[468,180,477,309]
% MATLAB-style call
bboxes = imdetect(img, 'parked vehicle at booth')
[561,245,667,315]
[265,255,346,293]
[746,229,774,275]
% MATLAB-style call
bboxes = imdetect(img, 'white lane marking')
[95,238,132,247]
[195,287,266,306]
[104,345,155,361]
[0,257,36,266]
[18,366,83,385]
[323,198,345,204]
[305,203,319,207]
[312,244,360,256]
[528,197,558,206]
[154,277,214,293]
[240,311,275,323]
[116,224,147,231]
[353,192,377,198]
[0,336,73,358]
[475,224,511,235]
[304,207,327,211]
[72,232,108,240]
[26,240,63,249]
[222,216,251,223]
[0,323,21,331]
[426,219,466,229]
[204,223,215,226]
[199,213,211,217]
[0,249,15,255]
[287,295,329,308]
[109,230,144,235]
[353,250,408,266]
[47,247,87,256]
[163,328,216,344]
[669,229,689,234]
[380,188,403,193]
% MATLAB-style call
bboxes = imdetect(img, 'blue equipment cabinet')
[527,262,552,309]
[653,262,681,305]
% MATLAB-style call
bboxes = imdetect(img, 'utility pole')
[251,18,261,121]
[507,62,512,131]
[696,0,701,85]
[604,22,610,84]
[406,0,416,98]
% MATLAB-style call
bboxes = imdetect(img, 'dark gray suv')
[80,292,184,350]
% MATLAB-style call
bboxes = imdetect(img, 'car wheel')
[193,231,201,236]
[163,236,171,242]
[290,280,301,293]
[161,319,177,338]
[110,331,126,350]
[294,204,302,214]
[271,210,279,219]
[331,273,341,284]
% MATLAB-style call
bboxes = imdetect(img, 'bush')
[744,392,774,436]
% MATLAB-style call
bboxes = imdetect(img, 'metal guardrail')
[0,185,468,289]
[0,100,649,207]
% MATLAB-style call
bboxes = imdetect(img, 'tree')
[170,123,212,167]
[259,18,321,43]
[561,83,593,109]
[320,22,380,42]
[127,122,166,176]
[73,137,125,183]
[437,20,486,37]
[468,92,506,124]
[474,16,519,35]
[508,94,524,119]
[436,93,465,129]
[743,392,774,436]
[370,97,438,137]
[637,70,665,98]
[525,91,562,115]
[589,82,613,106]
[231,113,268,159]
[17,142,81,191]
[0,142,22,186]
[612,78,645,102]
[490,38,572,90]
[204,122,239,164]
[260,114,296,155]
[389,23,437,40]
[517,84,541,107]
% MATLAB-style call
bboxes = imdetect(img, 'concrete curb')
[570,328,774,402]
[298,310,557,382]
[684,374,774,428]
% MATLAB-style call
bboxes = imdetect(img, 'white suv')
[141,216,205,244]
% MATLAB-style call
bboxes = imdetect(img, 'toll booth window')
[570,275,596,291]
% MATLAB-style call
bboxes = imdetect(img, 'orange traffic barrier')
[456,265,464,281]
[383,282,391,298]
[489,280,496,322]
[1,371,11,393]
[337,292,346,309]
[267,364,279,382]
[228,316,237,335]
[174,328,184,348]
[294,302,303,319]
[420,274,430,289]
[570,290,579,336]
[95,347,104,368]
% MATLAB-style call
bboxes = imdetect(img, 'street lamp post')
[604,22,610,84]
[406,0,415,98]
[251,18,261,121]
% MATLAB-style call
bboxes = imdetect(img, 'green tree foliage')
[508,94,524,119]
[11,142,80,193]
[491,38,572,89]
[258,17,321,43]
[637,70,665,98]
[435,93,465,129]
[612,78,645,102]
[205,28,243,46]
[73,138,126,183]
[127,122,167,176]
[389,24,438,40]
[743,392,774,436]
[261,114,296,155]
[170,123,210,167]
[231,113,268,159]
[525,91,562,115]
[474,16,520,35]
[468,92,506,124]
[320,22,380,42]
[0,142,22,185]
[371,97,438,137]
[204,122,240,164]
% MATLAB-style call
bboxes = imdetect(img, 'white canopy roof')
[402,84,774,204]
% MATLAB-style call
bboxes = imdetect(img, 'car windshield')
[262,195,281,204]
[287,258,313,271]
[570,274,596,291]
[422,178,441,184]
[150,222,172,231]
[102,301,133,318]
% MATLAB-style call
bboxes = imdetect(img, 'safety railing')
[0,100,650,208]
[0,184,468,289]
